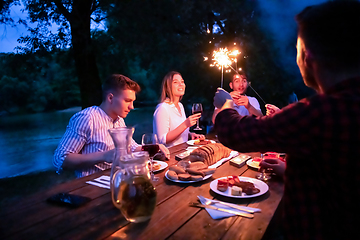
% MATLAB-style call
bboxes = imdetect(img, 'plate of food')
[210,176,269,198]
[186,139,216,146]
[148,160,168,172]
[246,157,262,170]
[165,161,216,183]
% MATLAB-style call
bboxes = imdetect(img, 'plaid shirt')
[215,78,360,240]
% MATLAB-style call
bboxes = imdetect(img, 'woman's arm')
[153,103,200,145]
[165,114,200,143]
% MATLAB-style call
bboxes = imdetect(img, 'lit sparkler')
[204,45,267,104]
[228,65,267,104]
[206,47,241,87]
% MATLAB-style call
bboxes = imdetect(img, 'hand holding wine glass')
[192,103,203,131]
[141,133,160,181]
[256,154,272,181]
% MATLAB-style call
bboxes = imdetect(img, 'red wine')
[193,110,203,114]
[142,144,160,157]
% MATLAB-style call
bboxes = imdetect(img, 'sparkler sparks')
[212,48,232,68]
[205,47,241,87]
[204,45,267,104]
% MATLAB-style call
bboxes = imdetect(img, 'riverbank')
[0,170,76,208]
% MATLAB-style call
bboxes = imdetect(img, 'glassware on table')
[256,153,272,181]
[192,103,203,131]
[109,127,157,223]
[141,133,160,181]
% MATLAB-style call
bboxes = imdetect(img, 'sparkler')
[207,47,240,88]
[228,65,267,105]
[205,45,267,104]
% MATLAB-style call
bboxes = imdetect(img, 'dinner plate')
[165,170,213,183]
[149,160,168,172]
[186,139,216,146]
[246,159,261,170]
[210,176,269,198]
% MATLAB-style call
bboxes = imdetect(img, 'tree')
[1,0,305,114]
[103,0,299,109]
[14,0,105,109]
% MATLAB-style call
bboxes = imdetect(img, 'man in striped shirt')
[214,1,360,239]
[54,74,169,178]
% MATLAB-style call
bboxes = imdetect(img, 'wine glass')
[256,153,272,181]
[192,103,203,131]
[141,133,160,181]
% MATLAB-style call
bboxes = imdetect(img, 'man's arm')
[63,150,114,169]
[247,104,263,117]
[236,95,263,117]
[53,112,113,172]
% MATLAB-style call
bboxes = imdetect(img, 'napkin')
[209,151,239,168]
[213,88,232,109]
[86,175,110,189]
[198,196,260,220]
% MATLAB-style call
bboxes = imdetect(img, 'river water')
[0,107,154,179]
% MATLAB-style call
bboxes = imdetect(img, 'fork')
[197,195,260,214]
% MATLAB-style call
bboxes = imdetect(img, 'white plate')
[210,176,269,198]
[149,160,168,172]
[246,159,261,170]
[186,139,216,146]
[165,170,213,183]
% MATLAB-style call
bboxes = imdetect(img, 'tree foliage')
[0,0,311,115]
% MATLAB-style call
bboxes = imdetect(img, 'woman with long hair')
[153,71,204,147]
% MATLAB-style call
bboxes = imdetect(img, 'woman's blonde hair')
[160,71,183,102]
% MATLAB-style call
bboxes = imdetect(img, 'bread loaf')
[189,143,232,166]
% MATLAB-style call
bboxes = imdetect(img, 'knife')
[189,202,254,218]
[197,195,260,214]
[208,200,261,213]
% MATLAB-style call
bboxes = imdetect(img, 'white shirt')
[153,101,189,148]
[234,96,261,116]
[53,106,139,178]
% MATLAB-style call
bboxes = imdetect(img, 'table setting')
[1,139,284,240]
[190,195,261,219]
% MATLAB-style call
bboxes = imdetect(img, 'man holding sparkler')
[214,1,360,239]
[228,73,263,117]
[212,73,263,123]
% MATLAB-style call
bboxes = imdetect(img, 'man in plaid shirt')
[214,1,360,240]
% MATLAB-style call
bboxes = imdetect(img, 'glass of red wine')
[141,133,160,181]
[192,103,203,131]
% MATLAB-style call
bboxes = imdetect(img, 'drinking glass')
[192,103,203,131]
[141,133,160,181]
[256,153,272,181]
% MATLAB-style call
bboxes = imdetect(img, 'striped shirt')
[215,77,360,240]
[53,106,139,178]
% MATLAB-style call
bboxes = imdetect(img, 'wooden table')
[0,143,284,240]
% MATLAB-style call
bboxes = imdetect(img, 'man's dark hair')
[102,74,141,100]
[295,1,360,70]
[231,71,248,83]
